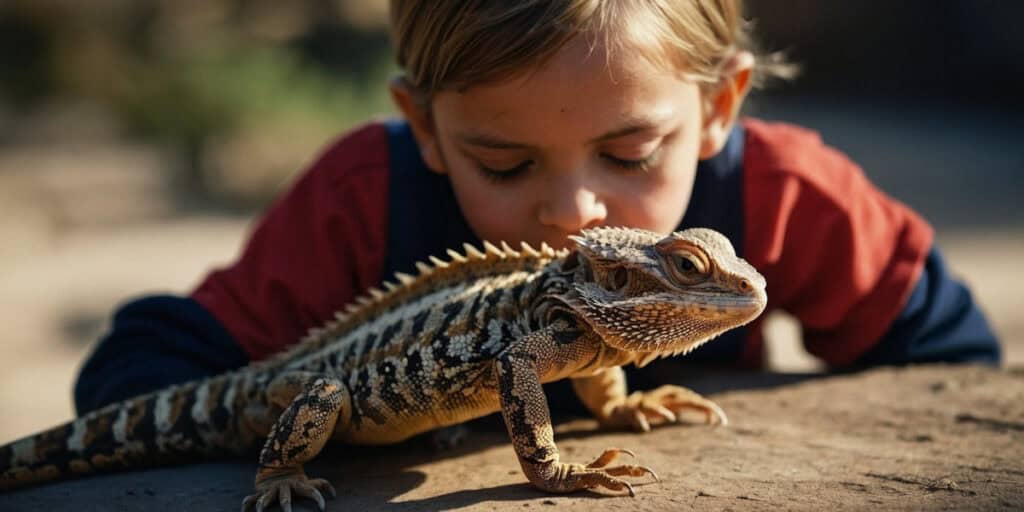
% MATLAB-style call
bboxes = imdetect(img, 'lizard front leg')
[572,367,728,432]
[242,373,351,512]
[495,349,656,496]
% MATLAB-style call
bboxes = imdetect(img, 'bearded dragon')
[0,227,767,511]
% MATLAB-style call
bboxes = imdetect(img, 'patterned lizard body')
[0,226,767,509]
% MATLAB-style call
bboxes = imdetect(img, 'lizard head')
[562,226,767,367]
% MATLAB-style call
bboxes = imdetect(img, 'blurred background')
[0,0,1021,443]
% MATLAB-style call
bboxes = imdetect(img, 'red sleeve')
[190,122,390,360]
[741,118,933,367]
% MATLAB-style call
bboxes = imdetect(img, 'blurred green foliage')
[1,0,395,207]
[115,45,395,145]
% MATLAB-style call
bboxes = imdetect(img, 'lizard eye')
[667,252,708,285]
[676,256,695,272]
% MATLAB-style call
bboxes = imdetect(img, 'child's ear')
[699,51,755,159]
[389,77,447,174]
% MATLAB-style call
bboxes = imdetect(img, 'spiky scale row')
[264,239,568,375]
[310,240,562,339]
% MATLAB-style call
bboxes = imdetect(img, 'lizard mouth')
[630,291,767,368]
[682,287,767,313]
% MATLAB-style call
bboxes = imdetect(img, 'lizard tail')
[0,371,266,492]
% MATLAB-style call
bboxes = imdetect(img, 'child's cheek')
[452,179,532,231]
[606,168,695,234]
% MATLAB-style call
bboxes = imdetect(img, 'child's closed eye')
[601,148,661,173]
[476,160,533,183]
[473,146,662,183]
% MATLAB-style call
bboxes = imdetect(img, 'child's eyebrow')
[590,120,663,143]
[457,133,532,150]
[458,118,667,151]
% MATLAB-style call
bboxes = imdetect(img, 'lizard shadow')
[295,367,836,509]
[386,482,623,510]
[306,414,627,509]
[385,483,550,508]
[312,437,634,510]
[627,361,832,395]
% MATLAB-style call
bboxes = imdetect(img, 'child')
[74,0,999,416]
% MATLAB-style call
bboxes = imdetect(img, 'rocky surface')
[2,364,1021,511]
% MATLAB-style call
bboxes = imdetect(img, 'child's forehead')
[447,32,698,100]
[434,55,697,144]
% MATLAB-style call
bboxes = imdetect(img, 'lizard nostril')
[738,279,751,292]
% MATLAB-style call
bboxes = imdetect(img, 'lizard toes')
[241,493,258,512]
[309,477,337,499]
[244,471,336,512]
[293,484,327,511]
[254,486,278,512]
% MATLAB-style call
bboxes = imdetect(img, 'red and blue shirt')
[74,118,1000,414]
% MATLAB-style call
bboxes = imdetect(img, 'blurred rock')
[199,123,343,208]
[0,101,120,146]
[0,143,178,232]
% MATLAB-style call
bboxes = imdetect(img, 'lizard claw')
[523,449,658,496]
[243,470,335,512]
[586,448,635,468]
[624,481,636,498]
[603,385,728,431]
[585,448,659,487]
[241,494,256,512]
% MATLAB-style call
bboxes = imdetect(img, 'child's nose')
[537,187,607,234]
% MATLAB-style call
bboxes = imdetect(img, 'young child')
[74,0,999,416]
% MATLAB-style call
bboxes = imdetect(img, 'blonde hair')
[390,0,791,103]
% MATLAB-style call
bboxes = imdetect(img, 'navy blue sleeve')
[74,295,249,415]
[854,247,1001,367]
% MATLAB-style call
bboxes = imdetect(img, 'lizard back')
[263,241,569,443]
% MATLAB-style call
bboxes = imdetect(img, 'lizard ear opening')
[561,251,594,282]
[608,267,629,292]
[560,251,581,272]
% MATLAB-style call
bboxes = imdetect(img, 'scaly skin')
[0,227,767,511]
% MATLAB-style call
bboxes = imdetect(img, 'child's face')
[397,36,742,250]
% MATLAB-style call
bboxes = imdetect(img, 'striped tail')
[0,371,268,492]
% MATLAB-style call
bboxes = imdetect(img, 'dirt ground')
[1,364,1021,511]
